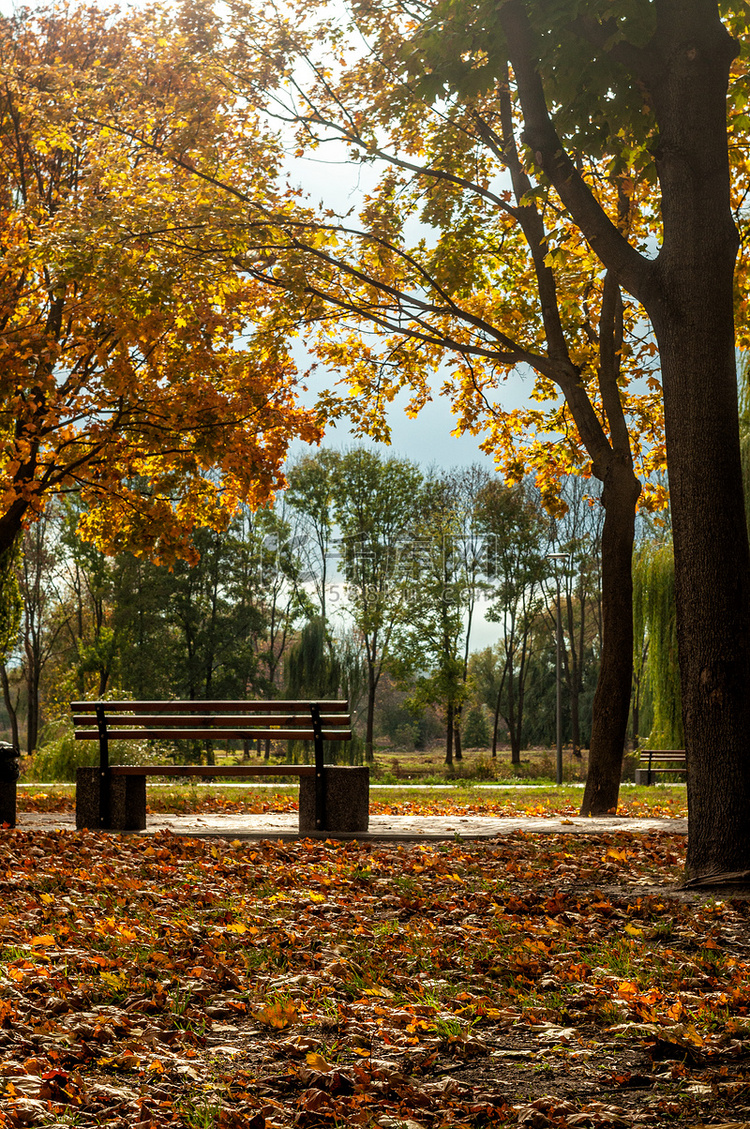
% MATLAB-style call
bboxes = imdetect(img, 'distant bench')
[634,749,687,785]
[71,699,368,835]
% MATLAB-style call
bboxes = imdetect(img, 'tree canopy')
[0,4,319,562]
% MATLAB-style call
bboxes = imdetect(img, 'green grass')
[16,779,688,817]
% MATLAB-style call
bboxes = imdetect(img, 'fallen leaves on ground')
[0,827,748,1128]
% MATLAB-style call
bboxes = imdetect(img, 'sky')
[280,141,532,471]
[287,365,524,473]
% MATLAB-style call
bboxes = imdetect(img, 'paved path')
[14,810,688,841]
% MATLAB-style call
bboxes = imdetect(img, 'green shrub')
[25,720,157,782]
[462,705,491,749]
[25,722,96,782]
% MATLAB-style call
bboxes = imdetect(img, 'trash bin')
[0,741,20,827]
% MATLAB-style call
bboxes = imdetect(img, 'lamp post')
[548,553,569,786]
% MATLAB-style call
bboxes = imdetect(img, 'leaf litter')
[0,822,748,1128]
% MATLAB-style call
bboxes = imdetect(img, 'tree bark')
[580,463,641,815]
[639,6,750,877]
[445,700,454,765]
[1,667,19,752]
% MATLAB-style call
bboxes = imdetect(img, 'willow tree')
[633,541,682,751]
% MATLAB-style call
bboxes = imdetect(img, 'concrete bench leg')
[0,743,19,827]
[634,769,653,785]
[299,766,369,835]
[0,780,16,827]
[76,768,147,831]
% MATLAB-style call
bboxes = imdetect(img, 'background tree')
[478,479,550,764]
[285,451,341,630]
[448,465,494,758]
[332,448,423,761]
[468,644,508,759]
[19,511,72,752]
[109,553,178,702]
[58,504,119,700]
[166,523,267,713]
[462,702,491,750]
[546,480,604,758]
[632,539,682,751]
[391,471,471,765]
[249,501,312,699]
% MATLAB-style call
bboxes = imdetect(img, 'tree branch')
[597,271,633,460]
[499,0,654,305]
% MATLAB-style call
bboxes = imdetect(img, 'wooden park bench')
[634,748,687,785]
[71,699,368,836]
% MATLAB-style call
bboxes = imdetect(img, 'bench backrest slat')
[71,699,349,714]
[110,764,317,777]
[72,700,352,747]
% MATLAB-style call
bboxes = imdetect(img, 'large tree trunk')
[645,7,750,879]
[444,700,454,765]
[580,463,641,815]
[1,667,20,752]
[365,675,376,763]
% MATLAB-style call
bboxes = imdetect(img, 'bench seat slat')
[75,727,352,742]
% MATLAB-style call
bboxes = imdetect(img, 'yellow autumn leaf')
[101,971,127,989]
[624,924,643,937]
[255,1000,299,1029]
[28,935,55,947]
[305,1052,332,1071]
